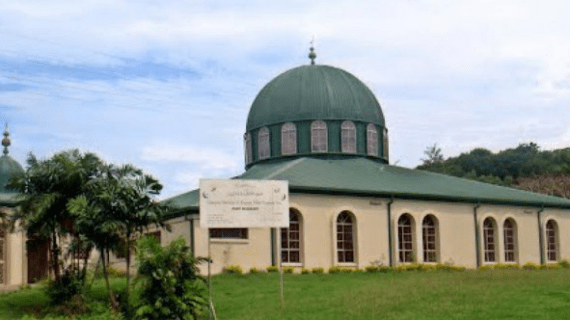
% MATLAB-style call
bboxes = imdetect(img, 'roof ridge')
[264,157,306,180]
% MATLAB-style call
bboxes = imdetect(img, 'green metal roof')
[0,154,23,206]
[246,65,385,131]
[163,157,570,214]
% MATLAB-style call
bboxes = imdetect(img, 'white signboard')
[199,179,289,228]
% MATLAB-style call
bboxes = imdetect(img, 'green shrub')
[266,266,279,273]
[341,267,353,273]
[522,262,540,271]
[328,266,342,274]
[378,265,391,273]
[478,265,492,271]
[558,260,570,269]
[418,264,436,272]
[301,268,310,274]
[450,265,466,271]
[249,267,262,274]
[354,268,364,273]
[545,263,562,270]
[404,263,420,271]
[224,265,243,274]
[134,236,207,320]
[493,263,520,270]
[311,267,324,274]
[365,265,379,273]
[391,265,406,273]
[283,267,295,274]
[44,270,85,307]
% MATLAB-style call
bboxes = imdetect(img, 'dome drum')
[244,120,388,168]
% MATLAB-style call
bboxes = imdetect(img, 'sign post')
[199,179,290,313]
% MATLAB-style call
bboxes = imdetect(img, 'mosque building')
[163,48,570,274]
[3,49,570,286]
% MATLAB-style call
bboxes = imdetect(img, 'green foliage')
[364,265,379,273]
[478,265,493,271]
[311,267,324,274]
[543,263,562,271]
[328,266,342,274]
[558,260,570,268]
[300,268,310,274]
[493,263,520,270]
[283,267,295,274]
[224,265,243,274]
[522,262,541,271]
[134,236,207,320]
[417,264,437,272]
[266,266,278,273]
[249,267,262,274]
[44,270,85,307]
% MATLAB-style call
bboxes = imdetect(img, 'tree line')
[417,142,570,198]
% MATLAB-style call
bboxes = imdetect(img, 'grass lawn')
[212,269,570,320]
[2,269,570,319]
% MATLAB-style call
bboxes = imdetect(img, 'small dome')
[0,154,24,195]
[246,65,385,131]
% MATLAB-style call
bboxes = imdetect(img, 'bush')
[328,266,345,274]
[378,265,391,273]
[45,270,85,307]
[365,265,379,273]
[249,267,262,274]
[493,263,520,270]
[301,268,310,274]
[341,267,353,273]
[522,262,540,271]
[134,236,207,320]
[544,263,562,270]
[354,268,364,273]
[312,267,324,274]
[283,267,295,274]
[224,265,243,274]
[418,264,436,272]
[558,260,570,269]
[266,266,279,273]
[478,265,492,271]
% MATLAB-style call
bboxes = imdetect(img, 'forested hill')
[416,143,570,198]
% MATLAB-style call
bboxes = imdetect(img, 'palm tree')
[8,149,102,283]
[68,163,168,311]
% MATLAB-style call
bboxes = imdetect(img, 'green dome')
[246,65,385,131]
[0,154,23,205]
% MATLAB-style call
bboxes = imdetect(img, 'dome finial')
[2,123,10,156]
[308,37,317,65]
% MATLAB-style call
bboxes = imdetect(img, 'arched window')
[244,133,252,164]
[311,120,328,152]
[258,127,270,160]
[398,214,415,263]
[281,209,301,263]
[383,127,389,161]
[503,219,517,263]
[341,121,356,153]
[422,215,438,263]
[367,123,378,156]
[337,211,355,263]
[546,220,559,262]
[281,123,297,155]
[0,229,5,284]
[483,218,497,262]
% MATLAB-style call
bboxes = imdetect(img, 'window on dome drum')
[244,133,252,164]
[281,209,301,263]
[0,229,4,284]
[337,211,355,263]
[258,127,270,160]
[383,127,389,161]
[398,214,414,263]
[341,121,356,153]
[422,215,438,263]
[546,220,558,261]
[311,120,328,152]
[503,219,517,263]
[209,228,248,239]
[367,123,378,156]
[281,123,297,155]
[483,218,497,262]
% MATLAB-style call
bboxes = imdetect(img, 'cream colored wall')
[144,194,570,275]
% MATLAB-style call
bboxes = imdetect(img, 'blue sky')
[2,0,570,199]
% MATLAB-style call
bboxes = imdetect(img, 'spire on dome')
[2,123,11,156]
[308,38,317,65]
